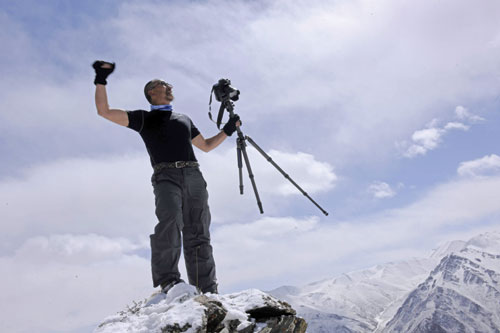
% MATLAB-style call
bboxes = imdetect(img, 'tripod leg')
[237,138,244,195]
[245,136,329,216]
[239,140,264,214]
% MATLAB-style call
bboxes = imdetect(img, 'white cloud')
[402,144,427,158]
[399,105,482,158]
[457,154,500,178]
[0,234,151,333]
[444,122,470,131]
[213,175,500,291]
[247,149,337,196]
[197,147,336,221]
[0,148,335,249]
[401,126,448,158]
[412,127,445,150]
[2,0,499,171]
[368,181,396,199]
[0,154,156,250]
[455,105,485,123]
[15,234,140,265]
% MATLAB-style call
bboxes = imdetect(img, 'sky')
[1,0,500,332]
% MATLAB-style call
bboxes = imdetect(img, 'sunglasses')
[146,80,173,92]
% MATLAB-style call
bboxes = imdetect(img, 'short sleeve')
[127,110,146,133]
[190,120,200,139]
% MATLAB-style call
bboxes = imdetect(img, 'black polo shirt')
[127,110,201,166]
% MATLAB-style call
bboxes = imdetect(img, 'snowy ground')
[95,284,292,333]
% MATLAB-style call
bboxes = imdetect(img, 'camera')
[212,78,240,102]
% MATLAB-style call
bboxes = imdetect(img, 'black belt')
[153,161,200,171]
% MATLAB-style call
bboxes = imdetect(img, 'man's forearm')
[95,84,110,114]
[204,131,229,152]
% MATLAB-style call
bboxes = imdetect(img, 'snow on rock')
[465,231,500,255]
[430,240,467,259]
[94,285,307,333]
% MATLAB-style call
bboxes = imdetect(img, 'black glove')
[92,60,115,85]
[223,114,241,136]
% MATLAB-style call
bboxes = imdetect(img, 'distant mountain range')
[269,231,500,332]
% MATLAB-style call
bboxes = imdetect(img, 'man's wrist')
[94,76,107,85]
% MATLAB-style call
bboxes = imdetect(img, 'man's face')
[149,82,174,104]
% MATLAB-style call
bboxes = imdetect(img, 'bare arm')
[192,131,228,152]
[192,116,241,152]
[95,84,129,127]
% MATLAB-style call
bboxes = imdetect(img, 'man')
[92,60,240,294]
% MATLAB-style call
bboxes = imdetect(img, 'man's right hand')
[92,60,115,85]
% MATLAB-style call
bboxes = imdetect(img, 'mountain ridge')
[269,230,500,332]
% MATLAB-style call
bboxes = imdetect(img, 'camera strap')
[208,87,225,129]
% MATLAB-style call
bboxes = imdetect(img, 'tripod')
[221,99,329,216]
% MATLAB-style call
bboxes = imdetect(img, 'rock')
[258,315,308,333]
[95,288,307,333]
[160,323,192,333]
[194,295,227,332]
[246,300,296,319]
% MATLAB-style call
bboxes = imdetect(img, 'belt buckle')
[175,161,183,168]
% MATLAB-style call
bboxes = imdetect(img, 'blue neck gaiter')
[151,104,173,111]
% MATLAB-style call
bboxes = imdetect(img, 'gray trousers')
[150,167,217,293]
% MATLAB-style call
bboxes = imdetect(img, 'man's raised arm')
[93,61,128,127]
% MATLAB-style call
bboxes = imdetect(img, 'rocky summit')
[94,285,307,333]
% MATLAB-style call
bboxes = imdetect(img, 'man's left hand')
[223,114,241,136]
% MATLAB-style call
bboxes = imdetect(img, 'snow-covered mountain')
[269,231,500,332]
[383,233,500,332]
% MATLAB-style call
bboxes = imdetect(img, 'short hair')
[144,79,171,104]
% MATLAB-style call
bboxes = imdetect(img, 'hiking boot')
[161,279,185,294]
[202,284,218,294]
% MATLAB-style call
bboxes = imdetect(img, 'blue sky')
[1,0,500,332]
